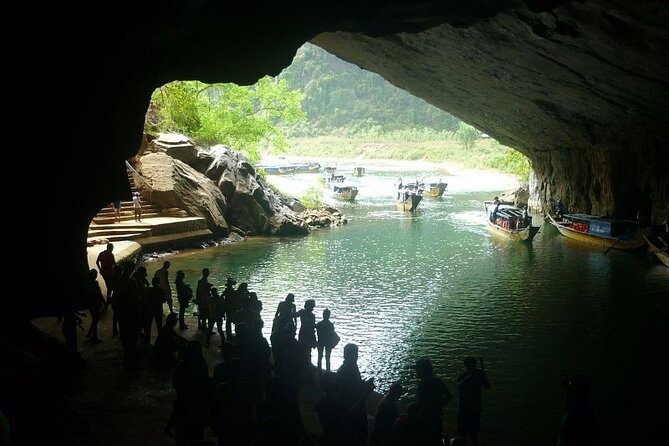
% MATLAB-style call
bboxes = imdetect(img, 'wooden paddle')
[603,237,621,254]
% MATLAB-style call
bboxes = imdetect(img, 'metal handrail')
[125,160,153,190]
[125,160,153,205]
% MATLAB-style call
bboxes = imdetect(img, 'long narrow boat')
[352,166,366,177]
[546,213,645,250]
[332,185,359,201]
[421,179,448,198]
[643,234,669,267]
[483,201,539,242]
[397,189,422,212]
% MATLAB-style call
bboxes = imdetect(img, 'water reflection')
[142,166,668,446]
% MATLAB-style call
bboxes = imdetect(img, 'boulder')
[148,133,198,166]
[138,152,229,235]
[500,184,530,208]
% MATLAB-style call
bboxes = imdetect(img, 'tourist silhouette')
[370,382,405,446]
[84,268,105,343]
[195,268,212,330]
[456,356,490,446]
[335,343,375,446]
[166,340,209,445]
[95,243,116,302]
[273,293,297,335]
[109,264,123,336]
[152,312,187,367]
[222,277,237,338]
[142,276,165,341]
[316,308,339,372]
[295,299,317,364]
[154,261,173,313]
[115,261,141,369]
[206,287,225,347]
[389,402,421,446]
[557,374,596,446]
[209,357,256,446]
[174,269,193,331]
[414,357,452,446]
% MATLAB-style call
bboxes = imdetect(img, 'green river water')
[144,160,668,445]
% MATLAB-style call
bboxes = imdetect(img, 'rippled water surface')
[145,161,668,445]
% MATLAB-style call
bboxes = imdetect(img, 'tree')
[148,78,306,164]
[454,122,479,150]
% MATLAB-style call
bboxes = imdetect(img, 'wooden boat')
[643,234,669,267]
[397,188,422,212]
[352,166,366,177]
[332,185,359,201]
[420,179,448,198]
[483,201,539,242]
[257,160,320,175]
[546,213,645,251]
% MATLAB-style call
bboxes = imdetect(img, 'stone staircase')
[87,162,214,249]
[92,163,159,225]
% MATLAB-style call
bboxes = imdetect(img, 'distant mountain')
[277,43,459,134]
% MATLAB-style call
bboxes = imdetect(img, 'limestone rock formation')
[137,153,229,235]
[193,144,310,236]
[146,133,198,166]
[500,184,530,208]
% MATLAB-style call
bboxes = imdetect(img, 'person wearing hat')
[370,382,405,446]
[222,277,237,338]
[414,357,452,446]
[132,191,142,222]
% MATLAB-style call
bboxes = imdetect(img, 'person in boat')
[555,199,565,220]
[522,206,531,228]
[397,177,403,200]
[490,197,501,223]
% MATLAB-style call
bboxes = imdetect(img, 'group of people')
[69,244,601,446]
[364,356,490,446]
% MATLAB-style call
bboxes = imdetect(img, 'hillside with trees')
[277,43,460,135]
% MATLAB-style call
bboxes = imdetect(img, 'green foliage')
[485,148,531,182]
[148,78,306,164]
[454,122,479,150]
[300,185,323,209]
[277,43,460,135]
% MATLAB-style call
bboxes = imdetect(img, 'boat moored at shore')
[546,213,646,251]
[257,159,321,175]
[484,201,539,242]
[643,234,669,267]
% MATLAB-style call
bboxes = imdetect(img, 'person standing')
[295,299,317,364]
[370,382,404,446]
[113,199,122,223]
[316,308,339,372]
[176,270,193,330]
[143,276,166,341]
[154,261,173,313]
[456,357,490,446]
[414,357,452,446]
[95,243,116,303]
[132,191,142,222]
[272,293,296,334]
[85,269,106,343]
[195,268,212,330]
[336,343,375,446]
[222,277,237,339]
